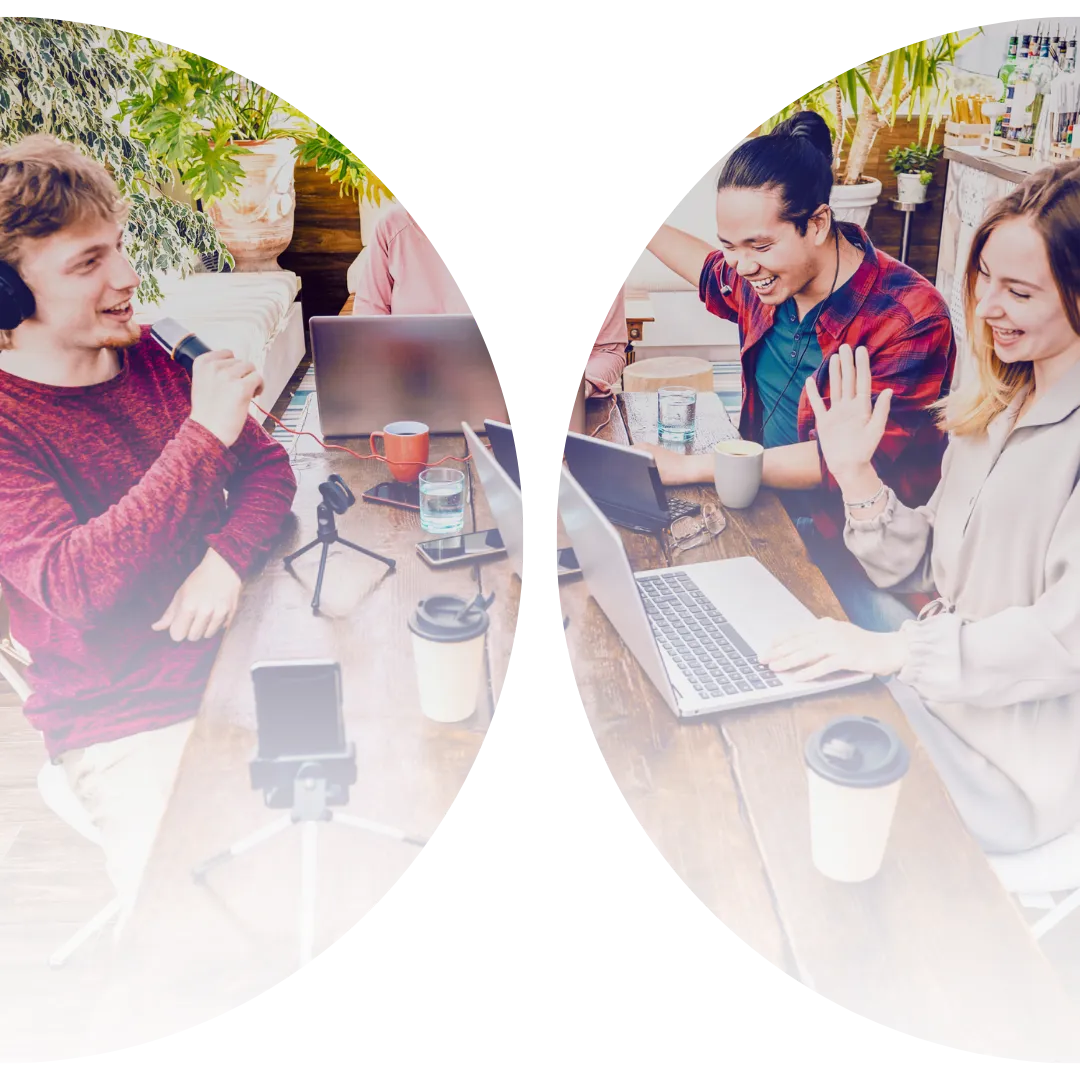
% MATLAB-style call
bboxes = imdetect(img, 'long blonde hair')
[937,161,1080,436]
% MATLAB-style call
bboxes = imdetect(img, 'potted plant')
[760,30,981,227]
[121,45,307,271]
[0,18,230,303]
[887,143,943,204]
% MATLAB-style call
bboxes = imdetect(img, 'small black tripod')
[283,475,395,614]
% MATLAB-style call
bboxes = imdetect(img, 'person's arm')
[761,442,822,488]
[0,421,238,628]
[202,415,298,578]
[584,292,629,397]
[353,208,474,317]
[843,482,940,595]
[647,224,716,287]
[895,481,1080,707]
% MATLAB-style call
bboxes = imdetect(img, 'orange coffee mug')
[370,421,430,483]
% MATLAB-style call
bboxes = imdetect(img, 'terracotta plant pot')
[208,138,296,272]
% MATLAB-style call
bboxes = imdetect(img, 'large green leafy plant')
[760,31,982,184]
[0,17,229,303]
[122,41,394,214]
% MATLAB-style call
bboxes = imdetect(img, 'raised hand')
[805,344,892,492]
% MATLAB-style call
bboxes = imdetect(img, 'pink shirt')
[587,290,628,397]
[352,204,470,316]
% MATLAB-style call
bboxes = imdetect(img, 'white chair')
[990,829,1080,941]
[0,617,121,966]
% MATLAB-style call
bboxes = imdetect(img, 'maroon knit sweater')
[0,326,297,757]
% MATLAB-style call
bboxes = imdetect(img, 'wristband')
[843,482,886,511]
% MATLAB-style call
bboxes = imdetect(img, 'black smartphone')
[362,481,421,510]
[251,660,345,760]
[416,528,506,568]
[557,546,581,579]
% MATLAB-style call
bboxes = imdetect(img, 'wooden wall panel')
[278,162,363,325]
[861,119,946,282]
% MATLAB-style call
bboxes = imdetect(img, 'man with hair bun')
[645,112,955,632]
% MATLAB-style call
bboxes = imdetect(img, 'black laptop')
[484,419,520,491]
[562,431,699,533]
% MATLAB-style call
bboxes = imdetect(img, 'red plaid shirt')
[699,221,955,544]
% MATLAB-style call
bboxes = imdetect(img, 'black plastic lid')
[408,594,490,643]
[804,716,909,788]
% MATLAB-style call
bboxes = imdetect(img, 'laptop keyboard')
[638,571,783,699]
[666,496,700,520]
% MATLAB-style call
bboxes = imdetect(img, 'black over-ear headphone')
[0,261,35,332]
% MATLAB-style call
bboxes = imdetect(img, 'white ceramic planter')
[829,176,883,228]
[208,138,297,272]
[896,172,929,204]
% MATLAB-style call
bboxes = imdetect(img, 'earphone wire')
[758,223,842,441]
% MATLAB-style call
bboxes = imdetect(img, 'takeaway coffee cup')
[804,716,910,883]
[370,421,430,483]
[408,593,490,723]
[713,439,764,509]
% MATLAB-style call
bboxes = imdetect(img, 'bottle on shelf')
[1023,34,1058,152]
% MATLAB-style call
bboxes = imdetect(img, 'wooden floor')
[0,688,116,1061]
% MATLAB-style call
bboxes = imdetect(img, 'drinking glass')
[419,468,466,533]
[657,385,697,442]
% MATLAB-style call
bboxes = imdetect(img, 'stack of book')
[712,358,743,416]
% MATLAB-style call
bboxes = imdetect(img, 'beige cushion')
[134,270,300,375]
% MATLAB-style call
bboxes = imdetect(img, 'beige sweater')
[845,360,1080,854]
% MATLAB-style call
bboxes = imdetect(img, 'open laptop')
[463,422,523,580]
[558,467,872,719]
[483,419,520,490]
[563,431,703,532]
[310,314,508,437]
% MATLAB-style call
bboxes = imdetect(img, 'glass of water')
[657,385,698,442]
[419,467,466,533]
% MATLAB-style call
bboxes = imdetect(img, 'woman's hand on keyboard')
[760,617,908,680]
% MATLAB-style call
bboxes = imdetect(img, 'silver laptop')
[558,467,872,718]
[310,314,508,437]
[463,422,523,581]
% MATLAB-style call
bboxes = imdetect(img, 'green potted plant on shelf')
[0,18,230,303]
[760,30,980,227]
[120,44,308,271]
[887,143,944,204]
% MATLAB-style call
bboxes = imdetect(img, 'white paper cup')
[804,716,910,883]
[713,439,764,509]
[408,594,489,723]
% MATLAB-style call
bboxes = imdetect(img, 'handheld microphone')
[150,317,209,376]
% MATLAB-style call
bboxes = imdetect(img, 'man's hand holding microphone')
[149,318,264,640]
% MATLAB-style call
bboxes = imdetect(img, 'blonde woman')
[762,162,1080,856]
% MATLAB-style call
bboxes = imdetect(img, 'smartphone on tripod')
[249,660,356,808]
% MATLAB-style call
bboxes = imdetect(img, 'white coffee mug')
[713,439,764,509]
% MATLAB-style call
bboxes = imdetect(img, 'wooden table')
[85,428,518,1053]
[559,393,1080,1061]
